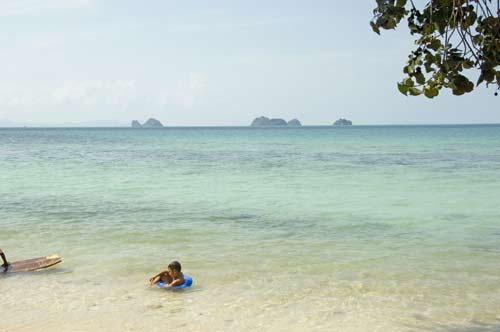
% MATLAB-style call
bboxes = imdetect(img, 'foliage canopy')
[371,0,500,97]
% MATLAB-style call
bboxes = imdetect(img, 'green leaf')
[451,75,474,95]
[461,79,474,92]
[429,39,442,51]
[472,34,482,45]
[462,60,474,69]
[422,23,435,34]
[409,22,419,33]
[453,74,473,90]
[415,72,426,85]
[425,52,435,62]
[407,62,415,73]
[397,82,409,96]
[403,77,414,87]
[370,21,380,35]
[424,86,439,98]
[425,62,434,73]
[465,11,477,28]
[408,87,423,95]
[464,81,474,93]
[396,0,407,8]
[385,17,397,29]
[483,69,495,83]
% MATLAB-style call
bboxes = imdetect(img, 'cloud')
[50,80,137,107]
[0,80,135,112]
[0,0,95,17]
[0,75,208,115]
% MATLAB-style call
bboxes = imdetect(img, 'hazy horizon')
[1,120,499,128]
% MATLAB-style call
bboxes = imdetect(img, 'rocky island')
[333,118,352,126]
[287,119,302,126]
[131,118,164,128]
[251,116,302,127]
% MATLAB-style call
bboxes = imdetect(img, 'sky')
[0,0,498,126]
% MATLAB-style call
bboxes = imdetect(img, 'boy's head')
[168,261,181,273]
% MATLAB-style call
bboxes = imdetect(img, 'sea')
[1,125,500,332]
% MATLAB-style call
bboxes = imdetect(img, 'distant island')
[287,119,302,126]
[131,118,164,128]
[333,118,352,126]
[251,116,302,127]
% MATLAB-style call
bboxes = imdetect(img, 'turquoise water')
[1,125,500,331]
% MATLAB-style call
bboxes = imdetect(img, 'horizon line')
[1,122,500,129]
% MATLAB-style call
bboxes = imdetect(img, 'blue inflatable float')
[156,275,193,289]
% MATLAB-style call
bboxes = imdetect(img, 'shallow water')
[1,125,500,331]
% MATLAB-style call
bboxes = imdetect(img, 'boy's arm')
[149,276,161,285]
[161,277,184,289]
[150,270,167,279]
[149,270,168,284]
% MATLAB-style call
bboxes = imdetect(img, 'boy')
[149,261,184,289]
[0,248,9,272]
